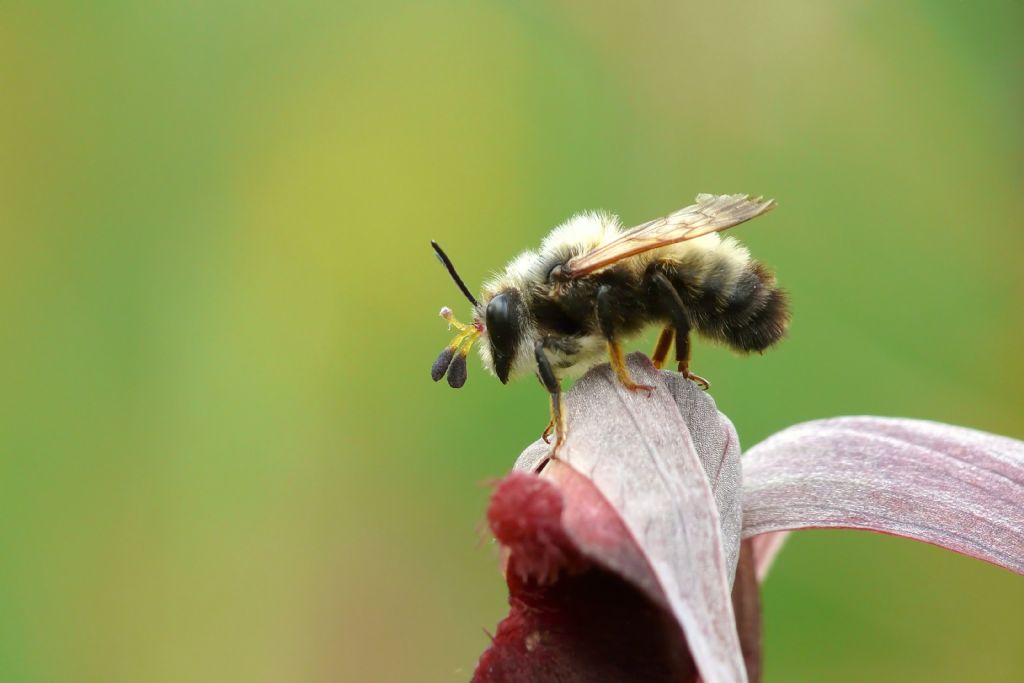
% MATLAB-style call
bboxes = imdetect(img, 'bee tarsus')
[541,419,554,444]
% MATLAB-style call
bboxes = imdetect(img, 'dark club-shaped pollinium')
[447,352,468,388]
[432,346,456,382]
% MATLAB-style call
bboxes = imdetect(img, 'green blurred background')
[2,1,1022,681]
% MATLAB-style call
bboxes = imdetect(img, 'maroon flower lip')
[478,470,697,683]
[486,472,586,586]
[471,353,1024,683]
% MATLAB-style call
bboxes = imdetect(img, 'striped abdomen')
[655,248,790,353]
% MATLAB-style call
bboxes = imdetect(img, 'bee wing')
[564,193,777,278]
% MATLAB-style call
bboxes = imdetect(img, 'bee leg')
[541,418,554,444]
[597,284,654,393]
[651,326,675,369]
[652,272,711,390]
[675,330,710,390]
[535,340,566,454]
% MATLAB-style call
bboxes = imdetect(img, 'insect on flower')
[431,193,790,453]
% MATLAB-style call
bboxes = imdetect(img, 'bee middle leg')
[651,272,710,390]
[597,284,654,393]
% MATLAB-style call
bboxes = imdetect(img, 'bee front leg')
[535,340,566,455]
[651,272,710,390]
[597,284,654,393]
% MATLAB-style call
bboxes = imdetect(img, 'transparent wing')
[564,194,777,278]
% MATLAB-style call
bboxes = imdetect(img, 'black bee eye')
[486,293,515,345]
[485,291,521,384]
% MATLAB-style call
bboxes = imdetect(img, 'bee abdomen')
[658,256,790,353]
[718,280,789,351]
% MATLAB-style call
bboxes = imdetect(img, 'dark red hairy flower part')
[486,472,585,584]
[474,472,697,683]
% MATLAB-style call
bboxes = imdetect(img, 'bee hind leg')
[651,327,675,369]
[597,284,654,393]
[651,272,710,390]
[535,341,566,455]
[675,331,710,390]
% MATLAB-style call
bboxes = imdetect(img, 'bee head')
[431,240,533,387]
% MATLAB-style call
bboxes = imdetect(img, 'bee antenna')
[431,240,479,307]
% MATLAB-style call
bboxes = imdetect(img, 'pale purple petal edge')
[741,416,1024,574]
[750,531,789,583]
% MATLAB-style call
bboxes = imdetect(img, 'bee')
[431,193,789,453]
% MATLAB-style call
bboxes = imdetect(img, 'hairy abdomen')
[653,240,789,352]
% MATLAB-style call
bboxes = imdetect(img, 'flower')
[471,353,1024,683]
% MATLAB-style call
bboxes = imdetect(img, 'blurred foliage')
[1,1,1022,681]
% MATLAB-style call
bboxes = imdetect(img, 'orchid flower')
[471,353,1024,683]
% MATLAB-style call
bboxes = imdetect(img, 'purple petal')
[741,416,1024,574]
[501,353,748,683]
